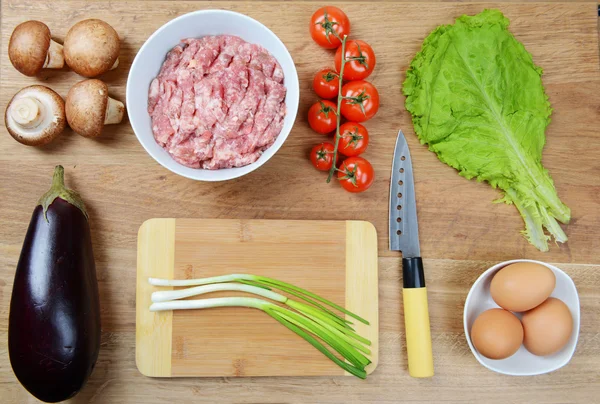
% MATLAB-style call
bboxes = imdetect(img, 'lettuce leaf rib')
[403,9,570,251]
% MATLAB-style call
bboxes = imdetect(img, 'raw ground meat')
[148,35,287,169]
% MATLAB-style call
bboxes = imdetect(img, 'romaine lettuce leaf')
[403,9,570,251]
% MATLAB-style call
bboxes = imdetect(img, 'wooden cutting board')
[135,219,378,377]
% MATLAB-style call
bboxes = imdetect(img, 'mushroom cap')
[64,19,120,77]
[5,85,66,146]
[66,79,109,138]
[8,21,52,76]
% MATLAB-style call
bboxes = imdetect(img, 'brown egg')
[522,297,573,356]
[471,308,524,360]
[491,262,555,312]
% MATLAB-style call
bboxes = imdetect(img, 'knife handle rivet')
[401,156,406,161]
[400,168,405,173]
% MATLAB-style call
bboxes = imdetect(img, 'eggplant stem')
[38,166,88,221]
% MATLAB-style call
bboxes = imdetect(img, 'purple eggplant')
[9,166,100,403]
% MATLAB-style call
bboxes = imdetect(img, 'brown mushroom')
[65,79,124,138]
[8,21,64,76]
[64,19,120,78]
[5,85,66,146]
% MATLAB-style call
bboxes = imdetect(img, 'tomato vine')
[327,34,348,183]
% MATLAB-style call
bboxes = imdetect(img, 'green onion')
[152,282,353,332]
[240,278,356,327]
[149,274,369,325]
[149,275,372,379]
[151,283,286,304]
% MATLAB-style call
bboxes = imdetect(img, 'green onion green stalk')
[149,274,372,378]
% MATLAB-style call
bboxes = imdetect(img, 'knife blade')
[389,129,434,378]
[389,131,420,257]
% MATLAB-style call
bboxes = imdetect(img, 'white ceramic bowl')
[126,10,300,181]
[464,259,580,376]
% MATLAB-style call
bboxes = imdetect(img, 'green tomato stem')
[327,34,348,183]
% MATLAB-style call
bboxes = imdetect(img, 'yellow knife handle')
[402,257,434,378]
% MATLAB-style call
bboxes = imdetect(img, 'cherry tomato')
[310,6,350,49]
[337,122,369,156]
[337,157,374,193]
[310,142,336,171]
[313,69,340,99]
[340,80,380,122]
[308,100,337,134]
[335,40,376,81]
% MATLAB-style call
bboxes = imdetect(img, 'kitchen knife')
[389,130,434,378]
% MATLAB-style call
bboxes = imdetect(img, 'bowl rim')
[126,9,300,181]
[463,259,581,376]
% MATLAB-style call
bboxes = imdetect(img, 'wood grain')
[135,218,175,377]
[136,219,379,377]
[1,1,599,403]
[345,221,379,375]
[171,218,349,378]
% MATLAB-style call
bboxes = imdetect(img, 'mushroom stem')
[10,97,44,129]
[43,40,64,69]
[109,58,119,71]
[6,85,66,146]
[104,97,124,125]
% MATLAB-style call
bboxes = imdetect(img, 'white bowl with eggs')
[126,10,299,181]
[464,259,580,376]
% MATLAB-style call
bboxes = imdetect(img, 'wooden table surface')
[1,1,599,403]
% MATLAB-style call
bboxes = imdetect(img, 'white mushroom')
[65,79,124,138]
[5,85,66,146]
[64,19,120,78]
[8,21,64,76]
